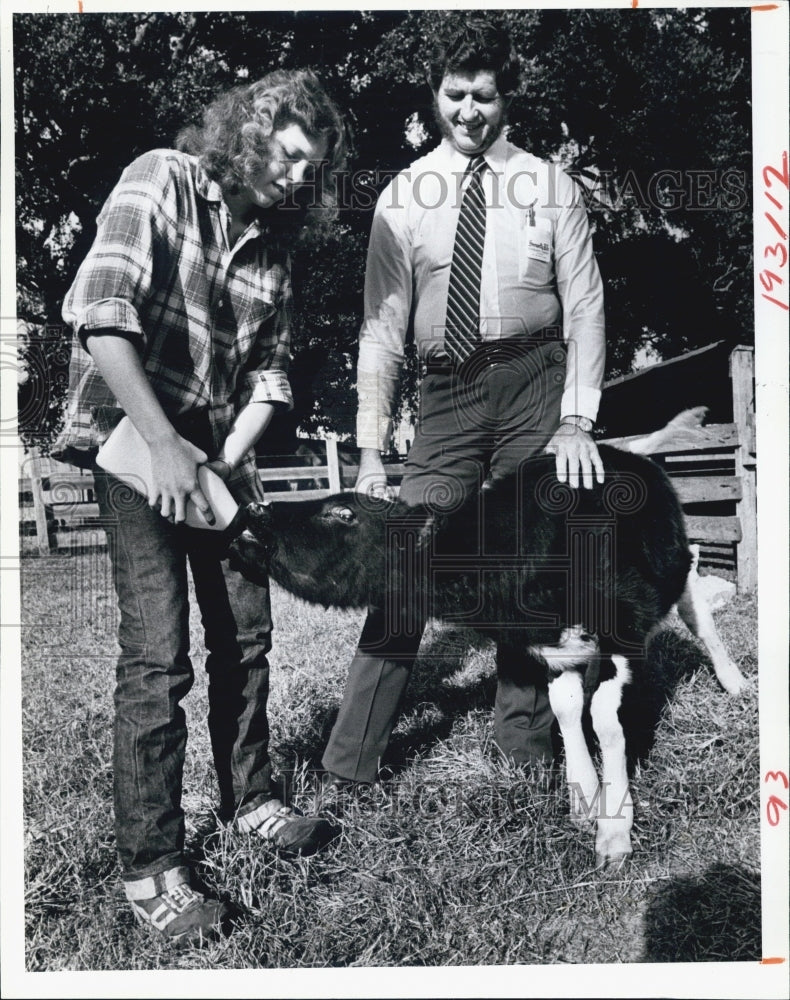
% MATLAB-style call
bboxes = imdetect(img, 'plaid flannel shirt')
[52,148,294,498]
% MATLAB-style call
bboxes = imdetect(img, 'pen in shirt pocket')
[524,199,537,227]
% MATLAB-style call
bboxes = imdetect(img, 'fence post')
[29,448,51,556]
[326,437,341,493]
[730,346,757,593]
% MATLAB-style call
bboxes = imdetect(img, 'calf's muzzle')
[225,501,275,586]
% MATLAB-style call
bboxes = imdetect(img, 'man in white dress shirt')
[322,18,606,787]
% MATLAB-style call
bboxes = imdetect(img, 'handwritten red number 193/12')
[764,769,789,827]
[760,151,789,312]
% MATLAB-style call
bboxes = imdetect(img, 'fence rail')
[605,421,750,570]
[598,344,756,592]
[18,449,405,554]
[17,347,756,593]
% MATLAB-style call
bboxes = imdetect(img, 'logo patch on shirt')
[526,237,552,263]
[519,216,554,281]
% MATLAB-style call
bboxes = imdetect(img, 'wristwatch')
[561,415,594,433]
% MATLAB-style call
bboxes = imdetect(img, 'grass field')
[19,547,761,973]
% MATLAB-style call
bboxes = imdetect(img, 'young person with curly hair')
[53,68,347,947]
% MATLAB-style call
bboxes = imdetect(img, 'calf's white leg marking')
[590,654,633,867]
[675,545,747,695]
[548,670,600,829]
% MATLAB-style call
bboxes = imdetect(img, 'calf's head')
[227,492,402,608]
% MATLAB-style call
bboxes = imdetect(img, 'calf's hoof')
[716,661,749,696]
[594,825,633,869]
[595,850,631,871]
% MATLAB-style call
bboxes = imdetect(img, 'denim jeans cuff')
[123,865,191,902]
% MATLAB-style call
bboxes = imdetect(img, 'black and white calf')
[228,442,746,867]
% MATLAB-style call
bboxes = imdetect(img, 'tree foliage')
[14,8,752,450]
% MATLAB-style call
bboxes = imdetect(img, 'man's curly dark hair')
[428,18,522,97]
[176,68,347,245]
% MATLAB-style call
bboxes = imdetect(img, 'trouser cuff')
[322,742,383,784]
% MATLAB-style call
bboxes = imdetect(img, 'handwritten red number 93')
[764,769,789,827]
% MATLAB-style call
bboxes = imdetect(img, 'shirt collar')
[195,159,224,204]
[195,158,264,245]
[440,133,511,173]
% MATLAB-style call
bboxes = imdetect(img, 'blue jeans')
[94,470,274,880]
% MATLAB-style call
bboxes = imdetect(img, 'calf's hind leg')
[675,545,746,695]
[590,654,633,868]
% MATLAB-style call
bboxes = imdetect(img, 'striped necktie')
[445,155,488,365]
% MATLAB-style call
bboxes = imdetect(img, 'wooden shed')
[599,342,756,593]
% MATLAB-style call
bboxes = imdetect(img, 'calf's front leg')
[590,654,633,868]
[548,670,600,830]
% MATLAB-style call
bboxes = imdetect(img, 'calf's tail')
[605,407,710,456]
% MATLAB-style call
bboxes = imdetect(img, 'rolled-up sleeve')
[554,172,606,421]
[243,368,294,408]
[62,151,177,349]
[357,185,412,451]
[241,266,294,410]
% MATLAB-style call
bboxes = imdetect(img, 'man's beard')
[432,98,506,153]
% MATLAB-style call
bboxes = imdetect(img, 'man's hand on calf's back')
[354,447,395,499]
[545,421,605,490]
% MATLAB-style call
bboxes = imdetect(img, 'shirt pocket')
[518,216,555,286]
[243,289,278,330]
[229,284,279,355]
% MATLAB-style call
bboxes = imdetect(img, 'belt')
[423,333,564,378]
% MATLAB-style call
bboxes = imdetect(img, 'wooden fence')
[18,440,406,555]
[599,344,756,593]
[18,345,756,593]
[257,438,405,500]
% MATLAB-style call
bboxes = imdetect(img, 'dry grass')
[18,549,760,973]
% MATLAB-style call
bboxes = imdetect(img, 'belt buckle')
[422,357,455,377]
